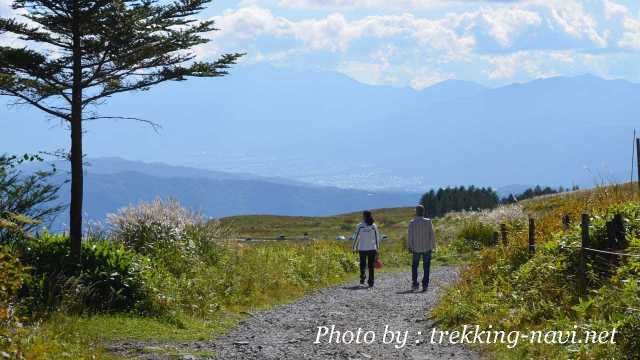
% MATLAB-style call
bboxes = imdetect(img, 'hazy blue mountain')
[43,160,421,230]
[2,65,638,191]
[495,185,535,199]
[26,157,309,187]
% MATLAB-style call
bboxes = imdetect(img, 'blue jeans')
[412,250,432,288]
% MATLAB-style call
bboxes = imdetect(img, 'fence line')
[497,211,637,297]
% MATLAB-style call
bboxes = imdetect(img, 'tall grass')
[431,184,640,359]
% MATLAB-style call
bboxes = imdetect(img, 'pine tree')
[0,0,242,260]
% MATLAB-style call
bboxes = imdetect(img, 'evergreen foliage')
[0,154,63,241]
[0,0,242,259]
[420,186,499,218]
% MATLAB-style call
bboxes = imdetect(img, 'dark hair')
[363,210,375,226]
[415,205,425,217]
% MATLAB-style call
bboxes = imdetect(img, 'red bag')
[375,256,383,269]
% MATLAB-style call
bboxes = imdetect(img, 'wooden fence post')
[606,220,616,265]
[528,218,536,255]
[501,224,508,247]
[562,215,571,231]
[637,138,640,193]
[579,214,590,296]
[613,213,626,248]
[606,221,615,249]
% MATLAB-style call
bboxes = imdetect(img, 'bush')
[17,233,147,314]
[455,220,496,250]
[107,199,234,275]
[107,198,201,255]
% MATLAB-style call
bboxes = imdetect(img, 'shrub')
[107,198,202,255]
[107,199,234,276]
[17,233,147,314]
[455,220,496,250]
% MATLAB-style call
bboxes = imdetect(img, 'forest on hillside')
[420,185,575,218]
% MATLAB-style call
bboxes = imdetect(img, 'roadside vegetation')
[1,156,471,359]
[431,184,640,359]
[4,153,621,359]
[1,198,363,358]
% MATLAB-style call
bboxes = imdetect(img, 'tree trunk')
[70,1,83,261]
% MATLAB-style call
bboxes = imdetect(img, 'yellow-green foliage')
[143,240,360,317]
[431,185,640,359]
[0,248,31,359]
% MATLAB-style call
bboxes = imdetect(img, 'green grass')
[431,184,640,359]
[220,207,416,241]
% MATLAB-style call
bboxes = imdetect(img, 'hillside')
[431,182,640,359]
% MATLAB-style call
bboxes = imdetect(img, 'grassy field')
[220,207,416,240]
[221,206,474,266]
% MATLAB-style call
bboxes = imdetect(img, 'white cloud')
[478,6,542,47]
[535,0,607,47]
[603,0,629,19]
[484,51,565,80]
[337,58,452,90]
[602,1,640,49]
[0,0,12,15]
[549,51,575,63]
[619,17,640,49]
[485,52,526,80]
[277,0,448,10]
[208,7,480,58]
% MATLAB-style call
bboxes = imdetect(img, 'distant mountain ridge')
[41,158,421,230]
[29,157,310,187]
[2,65,638,190]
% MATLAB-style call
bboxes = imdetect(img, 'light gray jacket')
[407,217,436,253]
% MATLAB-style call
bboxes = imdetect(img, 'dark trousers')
[412,250,432,288]
[359,250,377,286]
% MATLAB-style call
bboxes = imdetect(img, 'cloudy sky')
[2,0,640,89]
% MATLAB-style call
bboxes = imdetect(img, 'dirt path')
[112,266,479,360]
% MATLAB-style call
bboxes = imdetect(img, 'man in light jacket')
[407,205,436,292]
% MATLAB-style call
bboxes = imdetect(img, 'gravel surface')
[110,266,479,360]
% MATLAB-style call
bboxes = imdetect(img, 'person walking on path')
[407,205,436,292]
[352,210,380,288]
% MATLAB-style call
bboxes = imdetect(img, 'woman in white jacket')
[352,210,380,288]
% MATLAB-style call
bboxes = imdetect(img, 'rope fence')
[496,212,639,296]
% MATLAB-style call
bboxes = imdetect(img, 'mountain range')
[30,158,421,230]
[2,64,638,192]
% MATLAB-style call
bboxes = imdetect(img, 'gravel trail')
[111,266,479,360]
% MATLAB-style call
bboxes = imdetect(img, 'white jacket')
[352,223,380,251]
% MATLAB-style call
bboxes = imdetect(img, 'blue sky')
[1,0,640,88]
